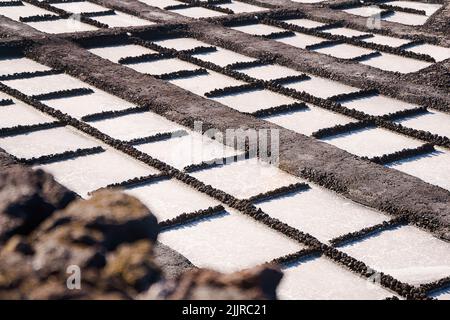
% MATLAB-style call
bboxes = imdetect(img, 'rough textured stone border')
[0,121,63,137]
[159,205,226,230]
[20,146,106,166]
[247,182,310,203]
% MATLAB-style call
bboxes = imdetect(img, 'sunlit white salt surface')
[27,18,98,34]
[361,53,431,73]
[170,6,226,18]
[405,44,450,62]
[291,0,325,3]
[216,1,265,13]
[0,57,50,76]
[362,34,411,48]
[126,58,198,75]
[125,178,219,221]
[0,100,55,129]
[90,112,184,141]
[322,127,423,158]
[314,43,375,60]
[159,209,302,272]
[0,2,55,20]
[52,1,107,13]
[91,12,153,27]
[257,186,388,243]
[282,18,325,29]
[0,126,99,159]
[42,89,135,119]
[387,147,450,191]
[4,73,86,96]
[239,64,301,81]
[89,44,157,63]
[382,11,429,26]
[322,27,369,38]
[169,71,244,96]
[431,287,450,300]
[385,1,442,16]
[284,76,359,99]
[212,89,297,113]
[279,256,394,299]
[136,132,239,170]
[191,158,300,199]
[341,225,450,285]
[395,110,450,139]
[264,105,356,136]
[193,48,256,67]
[38,148,159,198]
[154,37,209,51]
[343,6,383,17]
[341,94,419,116]
[277,32,324,49]
[139,0,180,9]
[231,24,285,36]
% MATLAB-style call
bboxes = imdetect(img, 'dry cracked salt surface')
[159,208,302,273]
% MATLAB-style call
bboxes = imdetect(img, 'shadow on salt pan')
[193,48,256,67]
[89,44,157,63]
[395,110,450,139]
[279,255,395,300]
[431,286,450,300]
[159,208,302,273]
[341,94,419,116]
[340,225,450,285]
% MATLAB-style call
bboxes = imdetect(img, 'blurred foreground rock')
[0,165,282,300]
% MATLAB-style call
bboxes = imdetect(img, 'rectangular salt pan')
[406,44,450,62]
[291,0,325,3]
[170,6,226,18]
[139,0,181,9]
[191,158,301,199]
[322,127,423,158]
[341,94,419,116]
[215,1,266,13]
[125,178,219,221]
[193,48,256,67]
[91,12,153,27]
[231,24,285,36]
[0,126,98,159]
[52,2,108,14]
[395,110,450,139]
[284,76,359,99]
[361,53,431,73]
[90,111,184,141]
[126,58,198,75]
[0,100,55,129]
[37,148,158,198]
[136,131,239,170]
[42,89,136,119]
[154,38,210,51]
[322,27,369,38]
[0,57,50,76]
[382,11,429,26]
[362,34,411,48]
[340,225,450,285]
[282,18,325,29]
[212,89,297,113]
[343,6,383,17]
[169,71,244,96]
[239,64,301,81]
[4,73,87,96]
[279,256,394,299]
[0,3,55,20]
[385,1,442,16]
[257,186,388,243]
[159,209,302,273]
[264,104,355,136]
[89,44,157,63]
[27,18,98,34]
[277,32,324,49]
[387,147,450,191]
[314,43,375,60]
